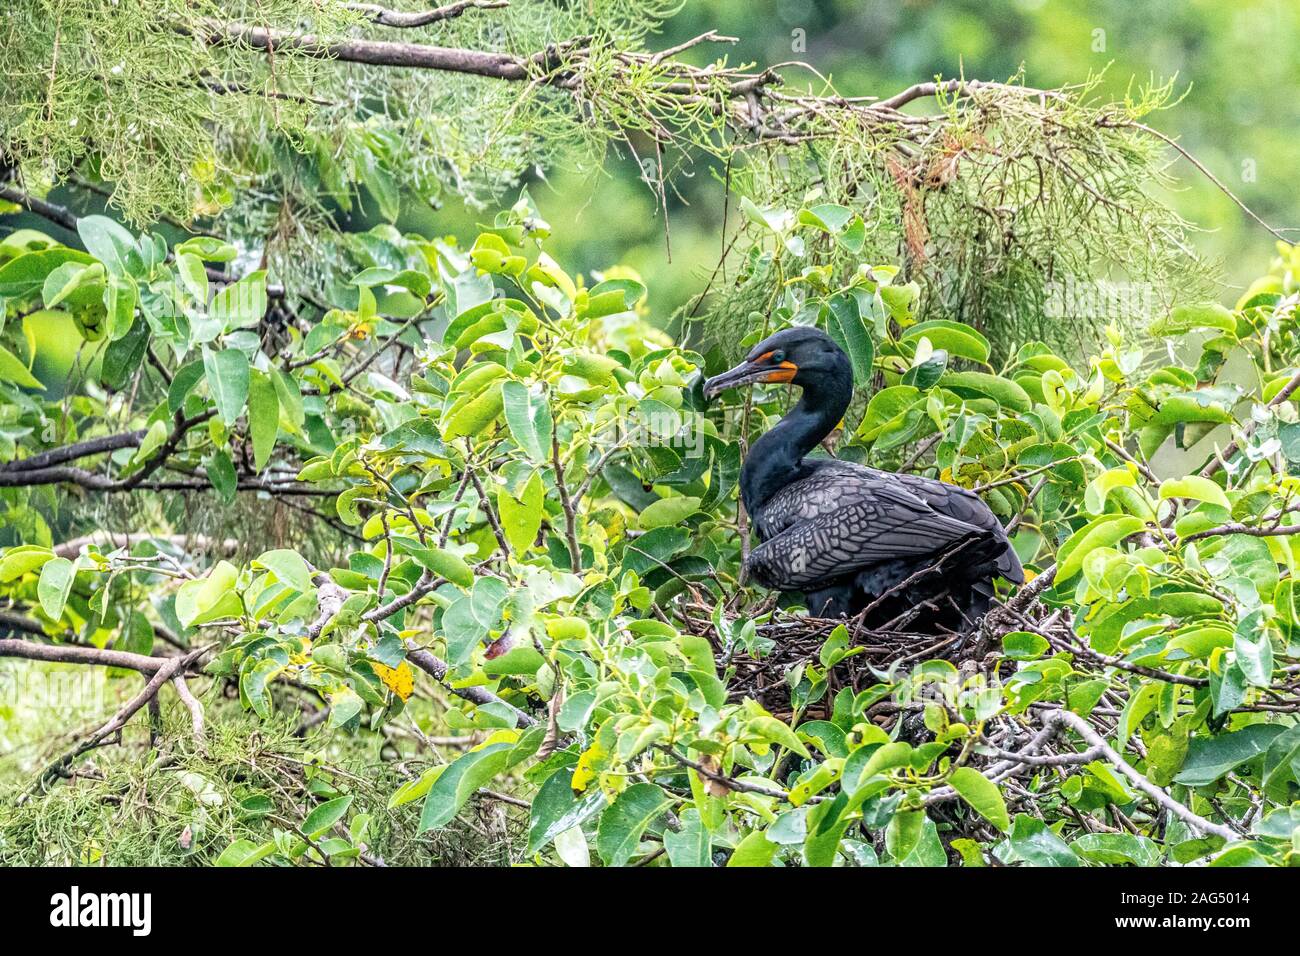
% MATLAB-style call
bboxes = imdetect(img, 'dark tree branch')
[0,610,49,638]
[0,637,169,672]
[1,430,147,473]
[405,644,537,727]
[190,17,532,80]
[0,183,79,232]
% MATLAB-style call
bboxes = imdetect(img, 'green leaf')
[1004,814,1079,866]
[527,769,605,853]
[104,272,137,340]
[175,560,240,627]
[1056,514,1147,582]
[901,320,991,363]
[132,420,168,466]
[595,783,672,866]
[637,495,701,531]
[1261,725,1300,802]
[886,808,924,861]
[254,549,313,594]
[798,203,854,233]
[442,577,507,665]
[388,767,444,809]
[1152,302,1238,336]
[947,767,1011,832]
[497,470,544,553]
[1174,724,1287,787]
[206,449,237,503]
[1002,630,1050,661]
[168,360,205,414]
[727,829,778,867]
[0,344,44,390]
[0,248,94,297]
[1071,832,1163,866]
[210,271,267,331]
[303,795,353,837]
[1233,612,1275,688]
[272,368,305,431]
[248,369,280,472]
[823,292,874,384]
[857,385,922,443]
[420,742,514,831]
[0,546,54,582]
[1160,476,1231,511]
[746,715,810,757]
[501,381,553,463]
[239,659,282,719]
[100,316,149,389]
[37,557,75,619]
[404,545,475,588]
[481,645,546,677]
[214,839,276,867]
[441,386,504,442]
[939,371,1032,412]
[175,236,238,262]
[203,347,250,427]
[663,807,712,867]
[77,215,136,276]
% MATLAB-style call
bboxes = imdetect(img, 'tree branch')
[189,17,532,80]
[1048,709,1238,843]
[53,532,240,559]
[0,183,79,232]
[0,638,169,673]
[345,0,509,29]
[405,644,537,727]
[0,430,147,473]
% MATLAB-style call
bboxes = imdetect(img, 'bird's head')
[702,326,851,401]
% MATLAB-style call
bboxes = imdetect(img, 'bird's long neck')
[740,380,851,515]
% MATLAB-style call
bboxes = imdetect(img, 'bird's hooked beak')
[702,353,798,401]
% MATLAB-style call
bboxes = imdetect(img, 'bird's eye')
[770,350,786,364]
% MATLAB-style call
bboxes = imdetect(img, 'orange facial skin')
[751,351,799,384]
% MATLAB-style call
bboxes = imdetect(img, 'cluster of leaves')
[3,195,1300,866]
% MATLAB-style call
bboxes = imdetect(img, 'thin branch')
[53,532,239,559]
[404,644,537,727]
[1048,709,1237,843]
[0,637,168,673]
[0,430,146,473]
[1122,121,1298,243]
[171,675,208,755]
[189,18,532,80]
[345,0,509,29]
[551,429,581,572]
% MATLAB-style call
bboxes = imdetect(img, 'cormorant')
[703,326,1023,633]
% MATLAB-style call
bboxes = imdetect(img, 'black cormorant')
[703,326,1023,632]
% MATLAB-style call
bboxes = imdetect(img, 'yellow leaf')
[372,661,415,701]
[571,743,605,792]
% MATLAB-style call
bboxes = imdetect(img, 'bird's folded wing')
[746,481,986,591]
